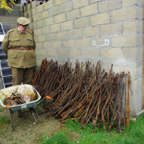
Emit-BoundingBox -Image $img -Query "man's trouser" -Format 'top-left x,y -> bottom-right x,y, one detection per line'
11,67 -> 34,85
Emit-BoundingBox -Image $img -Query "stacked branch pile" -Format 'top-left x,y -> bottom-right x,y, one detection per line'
32,59 -> 130,132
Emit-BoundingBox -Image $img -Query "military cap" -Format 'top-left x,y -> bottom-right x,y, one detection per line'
17,17 -> 30,28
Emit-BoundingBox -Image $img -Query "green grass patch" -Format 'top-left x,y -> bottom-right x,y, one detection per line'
0,116 -> 10,124
39,131 -> 72,144
67,114 -> 144,144
39,114 -> 144,144
63,118 -> 103,134
0,108 -> 3,112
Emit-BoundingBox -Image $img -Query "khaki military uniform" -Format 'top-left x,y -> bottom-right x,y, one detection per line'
2,28 -> 36,85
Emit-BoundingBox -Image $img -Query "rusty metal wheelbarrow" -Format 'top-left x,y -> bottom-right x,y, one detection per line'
0,84 -> 43,131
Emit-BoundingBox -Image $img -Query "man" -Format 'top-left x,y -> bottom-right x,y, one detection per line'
2,17 -> 36,86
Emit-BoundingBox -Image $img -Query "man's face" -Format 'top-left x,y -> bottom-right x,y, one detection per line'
18,24 -> 28,33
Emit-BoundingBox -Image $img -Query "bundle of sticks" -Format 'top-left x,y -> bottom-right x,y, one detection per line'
31,59 -> 130,132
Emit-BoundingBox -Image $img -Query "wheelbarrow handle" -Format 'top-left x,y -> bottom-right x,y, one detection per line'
6,105 -> 11,109
35,96 -> 52,108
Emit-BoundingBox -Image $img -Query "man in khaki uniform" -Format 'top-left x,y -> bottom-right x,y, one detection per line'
2,17 -> 36,86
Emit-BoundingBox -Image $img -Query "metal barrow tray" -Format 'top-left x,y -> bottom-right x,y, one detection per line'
0,84 -> 41,131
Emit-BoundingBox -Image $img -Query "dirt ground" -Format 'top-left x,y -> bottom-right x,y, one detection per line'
0,105 -> 62,144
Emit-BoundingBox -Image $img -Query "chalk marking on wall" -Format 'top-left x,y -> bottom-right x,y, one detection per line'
92,39 -> 109,46
104,39 -> 109,46
92,40 -> 97,46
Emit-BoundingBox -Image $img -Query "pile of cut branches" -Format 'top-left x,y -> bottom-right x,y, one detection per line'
32,59 -> 130,132
4,88 -> 38,106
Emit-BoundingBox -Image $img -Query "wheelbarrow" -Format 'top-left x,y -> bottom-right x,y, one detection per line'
0,84 -> 50,131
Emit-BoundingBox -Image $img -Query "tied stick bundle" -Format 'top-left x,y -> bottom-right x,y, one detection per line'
31,59 -> 130,132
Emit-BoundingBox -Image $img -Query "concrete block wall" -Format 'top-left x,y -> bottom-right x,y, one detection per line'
0,5 -> 23,29
23,0 -> 143,116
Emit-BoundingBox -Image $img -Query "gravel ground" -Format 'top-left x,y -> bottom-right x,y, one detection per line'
0,105 -> 62,144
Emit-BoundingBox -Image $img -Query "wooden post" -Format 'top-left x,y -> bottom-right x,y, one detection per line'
142,5 -> 144,109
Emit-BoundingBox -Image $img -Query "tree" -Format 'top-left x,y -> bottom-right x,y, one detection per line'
0,0 -> 19,12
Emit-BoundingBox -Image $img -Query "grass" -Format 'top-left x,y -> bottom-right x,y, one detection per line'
0,116 -> 10,124
0,108 -> 3,112
39,131 -> 72,144
39,113 -> 144,144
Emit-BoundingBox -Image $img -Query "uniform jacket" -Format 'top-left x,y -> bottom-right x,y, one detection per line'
2,28 -> 36,68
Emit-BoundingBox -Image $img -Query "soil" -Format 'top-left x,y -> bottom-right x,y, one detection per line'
0,105 -> 64,144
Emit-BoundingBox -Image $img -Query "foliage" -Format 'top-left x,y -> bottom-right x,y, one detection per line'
37,98 -> 53,109
39,134 -> 48,142
74,114 -> 144,144
0,116 -> 10,124
39,131 -> 71,144
39,113 -> 144,144
42,114 -> 144,144
0,108 -> 3,112
0,0 -> 19,12
76,118 -> 144,144
63,118 -> 99,134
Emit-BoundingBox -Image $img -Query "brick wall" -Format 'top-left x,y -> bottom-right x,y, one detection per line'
0,5 -> 23,29
23,0 -> 143,116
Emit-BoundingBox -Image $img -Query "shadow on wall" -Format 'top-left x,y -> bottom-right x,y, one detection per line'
23,0 -> 50,7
